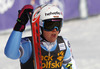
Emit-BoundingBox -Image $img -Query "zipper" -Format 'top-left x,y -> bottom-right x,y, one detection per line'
48,51 -> 50,56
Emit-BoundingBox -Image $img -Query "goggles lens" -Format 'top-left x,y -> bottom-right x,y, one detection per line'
43,18 -> 62,31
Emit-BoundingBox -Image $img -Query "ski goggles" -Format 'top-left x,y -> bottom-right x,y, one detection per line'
42,18 -> 63,31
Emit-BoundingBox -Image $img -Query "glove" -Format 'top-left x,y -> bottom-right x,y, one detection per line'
14,5 -> 33,32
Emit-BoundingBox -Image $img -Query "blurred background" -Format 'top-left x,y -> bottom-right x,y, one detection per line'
0,0 -> 100,69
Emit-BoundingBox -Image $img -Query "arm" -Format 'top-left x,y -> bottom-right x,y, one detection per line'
4,5 -> 33,59
4,31 -> 33,64
62,38 -> 77,69
20,37 -> 32,64
4,31 -> 22,59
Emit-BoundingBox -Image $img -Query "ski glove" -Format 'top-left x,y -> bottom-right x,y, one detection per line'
14,5 -> 33,32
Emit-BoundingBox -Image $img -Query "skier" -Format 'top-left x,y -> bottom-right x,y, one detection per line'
4,4 -> 77,69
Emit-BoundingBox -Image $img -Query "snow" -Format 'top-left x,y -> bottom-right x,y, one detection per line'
0,15 -> 100,69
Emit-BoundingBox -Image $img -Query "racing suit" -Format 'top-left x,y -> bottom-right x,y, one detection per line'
5,31 -> 77,69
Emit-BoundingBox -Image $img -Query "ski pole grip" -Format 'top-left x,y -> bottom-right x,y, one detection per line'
27,11 -> 33,23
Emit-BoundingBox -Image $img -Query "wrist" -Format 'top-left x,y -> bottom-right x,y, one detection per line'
17,18 -> 27,25
14,22 -> 25,32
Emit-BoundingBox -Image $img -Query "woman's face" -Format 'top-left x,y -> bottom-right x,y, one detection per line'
43,29 -> 59,42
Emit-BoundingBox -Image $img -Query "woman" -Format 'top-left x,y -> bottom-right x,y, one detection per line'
5,4 -> 77,69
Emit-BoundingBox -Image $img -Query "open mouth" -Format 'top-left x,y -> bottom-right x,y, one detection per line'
51,34 -> 57,37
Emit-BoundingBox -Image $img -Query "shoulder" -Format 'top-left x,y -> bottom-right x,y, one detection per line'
58,36 -> 71,48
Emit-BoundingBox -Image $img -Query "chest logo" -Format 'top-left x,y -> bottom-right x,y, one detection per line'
57,51 -> 64,61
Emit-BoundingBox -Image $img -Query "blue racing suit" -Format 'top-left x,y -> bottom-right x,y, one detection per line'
4,31 -> 77,69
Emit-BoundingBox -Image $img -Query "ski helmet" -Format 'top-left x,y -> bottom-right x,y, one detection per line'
39,4 -> 63,28
32,4 -> 63,34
